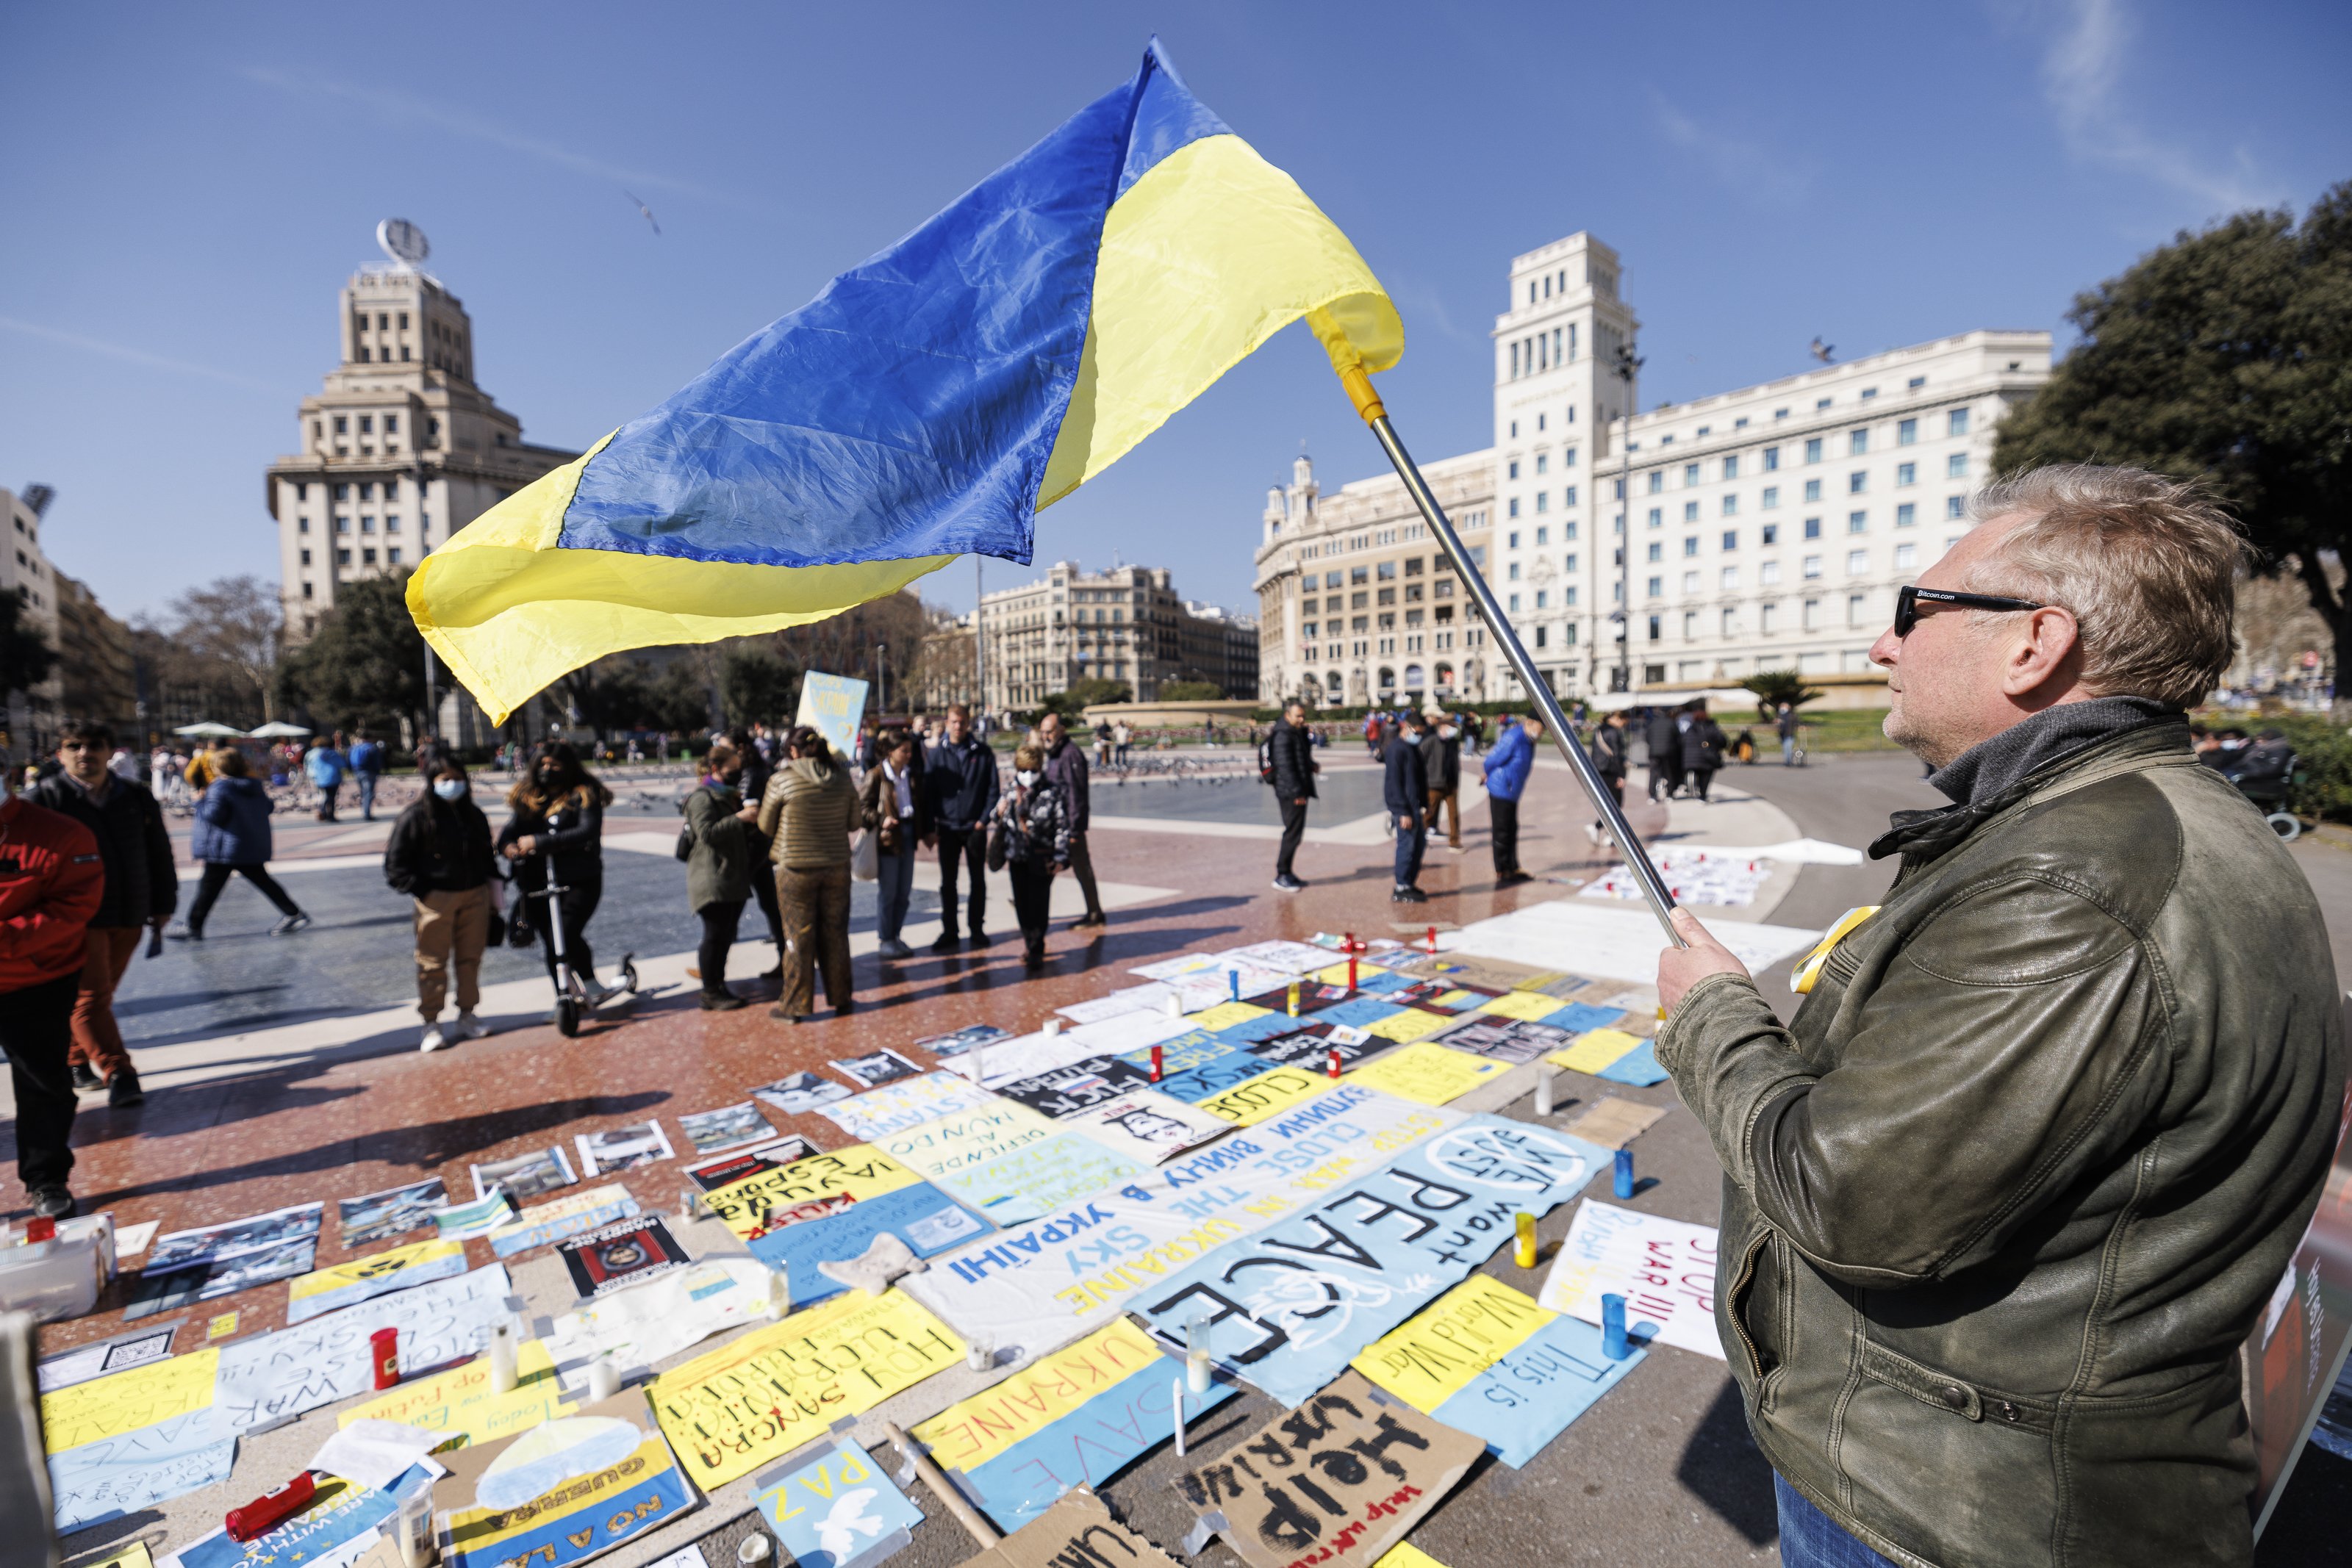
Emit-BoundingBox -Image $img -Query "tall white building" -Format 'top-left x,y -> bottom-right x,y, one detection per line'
1257,232 -> 2052,705
977,561 -> 1257,712
266,230 -> 576,639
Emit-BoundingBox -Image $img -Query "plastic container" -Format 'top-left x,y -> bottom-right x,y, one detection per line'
0,1231 -> 106,1323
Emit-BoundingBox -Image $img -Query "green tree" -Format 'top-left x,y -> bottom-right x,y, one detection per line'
721,647 -> 797,729
1155,679 -> 1224,702
1039,677 -> 1131,717
1741,669 -> 1824,719
275,575 -> 426,738
0,592 -> 57,701
645,658 -> 715,734
1993,182 -> 2352,679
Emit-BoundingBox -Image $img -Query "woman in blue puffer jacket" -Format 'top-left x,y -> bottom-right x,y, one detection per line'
172,748 -> 310,939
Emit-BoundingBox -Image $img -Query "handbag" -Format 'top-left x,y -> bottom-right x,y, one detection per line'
850,827 -> 879,883
986,814 -> 1011,873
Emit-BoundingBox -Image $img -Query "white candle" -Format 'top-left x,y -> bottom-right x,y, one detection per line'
487,1322 -> 518,1394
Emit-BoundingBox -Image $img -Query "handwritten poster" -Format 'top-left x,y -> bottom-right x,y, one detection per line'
334,1340 -> 571,1445
956,1489 -> 1182,1568
39,1345 -> 218,1453
1537,1199 -> 1722,1359
1194,1067 -> 1332,1126
488,1184 -> 641,1259
1144,1084 -> 1462,1223
1134,1118 -> 1610,1405
1055,1090 -> 1233,1166
1351,1273 -> 1641,1466
540,1257 -> 778,1389
48,1406 -> 234,1535
1346,1042 -> 1508,1107
649,1289 -> 963,1488
752,1435 -> 924,1568
930,1132 -> 1147,1226
820,1071 -> 997,1140
797,671 -> 870,761
912,1317 -> 1233,1532
701,1147 -> 923,1243
876,1101 -> 1058,1181
287,1237 -> 467,1323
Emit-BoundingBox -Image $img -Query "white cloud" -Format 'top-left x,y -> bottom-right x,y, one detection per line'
2034,0 -> 2280,215
237,66 -> 753,209
1649,93 -> 1811,204
0,316 -> 275,392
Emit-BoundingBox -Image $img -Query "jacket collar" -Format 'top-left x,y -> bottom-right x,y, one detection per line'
1869,716 -> 2193,864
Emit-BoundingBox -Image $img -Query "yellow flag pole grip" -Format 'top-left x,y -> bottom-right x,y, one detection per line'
1340,364 -> 1386,425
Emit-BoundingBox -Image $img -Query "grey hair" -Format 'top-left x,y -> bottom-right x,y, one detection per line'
1962,463 -> 2245,709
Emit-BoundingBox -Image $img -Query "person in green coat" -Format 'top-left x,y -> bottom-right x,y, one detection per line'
681,738 -> 761,1010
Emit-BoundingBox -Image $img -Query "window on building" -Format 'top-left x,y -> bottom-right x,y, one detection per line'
1722,456 -> 1738,480
1896,503 -> 1916,528
1682,570 -> 1700,594
1535,492 -> 1549,513
1535,453 -> 1549,476
1720,567 -> 1738,589
1803,554 -> 1823,578
1947,496 -> 1966,519
336,547 -> 351,566
1804,517 -> 1822,539
1507,531 -> 1519,550
301,580 -> 313,598
360,515 -> 376,533
1721,607 -> 1737,635
356,346 -> 370,362
1684,463 -> 1700,486
1761,559 -> 1781,585
426,417 -> 440,441
1761,486 -> 1779,509
1535,527 -> 1549,546
1352,566 -> 1369,584
1895,543 -> 1918,569
359,414 -> 374,434
1948,408 -> 1971,436
1802,597 -> 1821,630
1507,563 -> 1520,581
1564,551 -> 1578,571
334,417 -> 349,435
1760,524 -> 1779,546
1896,461 -> 1916,486
1403,556 -> 1424,575
1721,495 -> 1738,517
1847,549 -> 1868,574
1898,417 -> 1918,445
1535,591 -> 1548,609
335,515 -> 351,533
387,547 -> 402,564
1646,576 -> 1663,597
1763,447 -> 1781,473
1507,460 -> 1519,480
1804,479 -> 1822,503
1849,471 -> 1868,494
1646,542 -> 1663,563
297,517 -> 309,533
1507,593 -> 1520,612
1947,453 -> 1968,478
1507,499 -> 1519,518
1721,529 -> 1738,550
1849,511 -> 1868,533
1682,611 -> 1699,639
1774,408 -> 1790,421
1847,591 -> 1868,626
1760,602 -> 1777,633
1646,507 -> 1663,528
1683,502 -> 1699,523
1804,438 -> 1822,463
1648,615 -> 1663,639
1648,472 -> 1663,495
1816,396 -> 1833,410
1682,536 -> 1699,558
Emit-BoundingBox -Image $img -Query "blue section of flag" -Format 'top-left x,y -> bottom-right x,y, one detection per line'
1596,1039 -> 1669,1087
1540,1002 -> 1625,1034
1425,1313 -> 1643,1468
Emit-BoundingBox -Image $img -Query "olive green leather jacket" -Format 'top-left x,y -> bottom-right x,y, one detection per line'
1658,722 -> 2342,1567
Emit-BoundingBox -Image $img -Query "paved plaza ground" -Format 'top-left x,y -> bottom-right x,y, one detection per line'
12,749 -> 2347,1565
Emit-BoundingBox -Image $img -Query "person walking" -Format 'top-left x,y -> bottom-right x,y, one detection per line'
384,756 -> 501,1049
0,766 -> 104,1220
498,741 -> 617,1001
1644,706 -> 1683,801
678,738 -> 760,1011
1654,465 -> 2344,1568
31,721 -> 174,1107
724,726 -> 785,983
1383,713 -> 1430,903
1480,714 -> 1539,886
1588,710 -> 1630,845
176,749 -> 311,938
860,730 -> 933,959
1775,701 -> 1801,765
184,741 -> 223,794
1419,706 -> 1463,853
348,730 -> 384,821
997,743 -> 1071,971
304,733 -> 349,821
925,705 -> 999,952
1035,712 -> 1105,929
760,725 -> 858,1021
1113,719 -> 1132,766
1267,699 -> 1319,891
1679,702 -> 1728,802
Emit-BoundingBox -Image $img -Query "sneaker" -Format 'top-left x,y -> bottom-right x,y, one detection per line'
1272,873 -> 1307,892
879,938 -> 916,960
272,913 -> 313,935
420,1026 -> 451,1052
71,1062 -> 103,1092
931,932 -> 961,954
1497,871 -> 1535,888
1071,911 -> 1106,929
453,1011 -> 490,1040
166,924 -> 202,942
579,977 -> 617,1006
107,1067 -> 145,1108
29,1186 -> 75,1221
967,929 -> 993,948
1391,885 -> 1429,904
700,992 -> 748,1012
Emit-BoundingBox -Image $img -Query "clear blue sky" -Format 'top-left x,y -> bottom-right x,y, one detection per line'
3,0 -> 2345,625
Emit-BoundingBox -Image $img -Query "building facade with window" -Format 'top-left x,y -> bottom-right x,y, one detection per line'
978,562 -> 1258,713
1261,231 -> 2053,705
265,248 -> 578,639
2,486 -> 64,746
1250,451 -> 1496,708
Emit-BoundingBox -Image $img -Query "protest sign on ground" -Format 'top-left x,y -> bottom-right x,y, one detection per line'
950,1489 -> 1181,1568
48,1406 -> 235,1536
437,1393 -> 698,1568
682,1136 -> 816,1193
752,1071 -> 854,1115
470,1146 -> 577,1202
1537,1199 -> 1723,1359
40,1345 -> 218,1454
751,1434 -> 924,1568
576,1121 -> 676,1176
875,1101 -> 1058,1181
36,1323 -> 179,1393
488,1184 -> 641,1259
163,1463 -> 437,1568
1055,1090 -> 1232,1166
928,1131 -> 1147,1226
287,1237 -> 467,1323
820,1071 -> 997,1140
335,1339 -> 571,1445
1194,1066 -> 1331,1126
558,1215 -> 691,1299
143,1201 -> 323,1276
831,1048 -> 923,1089
125,1237 -> 319,1320
677,1101 -> 778,1154
1344,1042 -> 1507,1106
338,1179 -> 448,1248
540,1256 -> 775,1389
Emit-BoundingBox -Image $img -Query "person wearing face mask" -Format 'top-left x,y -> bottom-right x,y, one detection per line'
997,744 -> 1071,971
499,741 -> 617,1003
680,738 -> 762,1010
383,758 -> 501,1051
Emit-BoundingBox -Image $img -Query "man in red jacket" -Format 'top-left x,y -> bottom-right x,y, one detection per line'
0,765 -> 105,1219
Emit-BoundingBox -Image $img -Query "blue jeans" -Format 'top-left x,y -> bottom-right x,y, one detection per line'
1392,808 -> 1425,889
1775,1475 -> 1900,1568
356,772 -> 379,818
876,844 -> 917,944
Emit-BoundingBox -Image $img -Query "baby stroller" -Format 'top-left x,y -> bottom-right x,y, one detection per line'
2224,733 -> 2302,842
512,846 -> 638,1036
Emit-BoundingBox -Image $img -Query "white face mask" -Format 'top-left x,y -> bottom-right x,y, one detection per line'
432,779 -> 468,801
1016,769 -> 1041,788
1438,726 -> 1457,739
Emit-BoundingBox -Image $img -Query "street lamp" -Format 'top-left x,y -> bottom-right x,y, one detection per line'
1610,340 -> 1643,694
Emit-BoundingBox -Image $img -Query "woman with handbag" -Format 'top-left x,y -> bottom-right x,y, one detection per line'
757,725 -> 858,1021
679,738 -> 761,1011
383,757 -> 502,1051
993,744 -> 1070,972
858,731 -> 933,961
498,741 -> 617,1001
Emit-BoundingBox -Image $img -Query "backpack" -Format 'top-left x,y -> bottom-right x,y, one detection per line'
1257,731 -> 1274,786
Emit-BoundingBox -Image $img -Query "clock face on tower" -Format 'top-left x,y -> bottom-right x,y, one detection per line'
376,218 -> 429,267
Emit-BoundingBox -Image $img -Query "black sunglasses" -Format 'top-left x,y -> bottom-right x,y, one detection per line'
1893,583 -> 2048,637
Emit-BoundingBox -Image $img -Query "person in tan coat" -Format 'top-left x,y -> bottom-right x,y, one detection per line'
758,724 -> 858,1021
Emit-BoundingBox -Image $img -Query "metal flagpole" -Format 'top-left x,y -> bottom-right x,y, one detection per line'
1332,364 -> 1684,944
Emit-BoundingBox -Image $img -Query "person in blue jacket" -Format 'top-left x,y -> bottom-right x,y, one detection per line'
1383,713 -> 1430,903
924,705 -> 1000,952
304,733 -> 349,822
1480,713 -> 1542,887
348,730 -> 384,821
173,748 -> 311,938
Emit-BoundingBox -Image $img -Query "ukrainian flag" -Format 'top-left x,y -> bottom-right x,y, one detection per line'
411,40 -> 1400,722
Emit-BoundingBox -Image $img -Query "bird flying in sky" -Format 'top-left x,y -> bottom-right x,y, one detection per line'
1809,337 -> 1834,363
624,191 -> 660,235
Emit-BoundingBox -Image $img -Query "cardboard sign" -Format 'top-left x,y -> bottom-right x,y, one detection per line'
489,1184 -> 642,1259
340,1178 -> 450,1248
1346,1043 -> 1507,1107
437,1392 -> 698,1568
1196,1067 -> 1333,1127
820,1071 -> 997,1140
541,1257 -> 778,1390
911,1317 -> 1235,1531
1134,1118 -> 1610,1406
214,1263 -> 517,1433
649,1289 -> 963,1489
287,1237 -> 468,1323
1351,1273 -> 1641,1466
559,1216 -> 691,1299
952,1489 -> 1180,1568
48,1406 -> 235,1536
335,1340 -> 573,1445
1175,1370 -> 1481,1568
751,1435 -> 924,1568
1563,1097 -> 1667,1150
677,1101 -> 778,1154
797,671 -> 870,764
930,1132 -> 1147,1226
1538,1200 -> 1722,1359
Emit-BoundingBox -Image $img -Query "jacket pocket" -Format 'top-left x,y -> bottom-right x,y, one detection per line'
1837,1342 -> 2057,1567
1724,1229 -> 1782,1391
